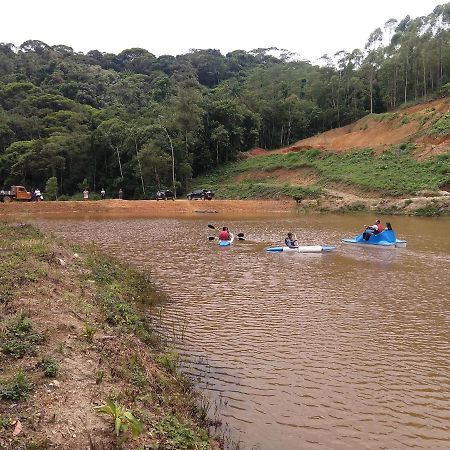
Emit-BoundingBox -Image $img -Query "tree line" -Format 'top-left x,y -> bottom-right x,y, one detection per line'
0,3 -> 449,198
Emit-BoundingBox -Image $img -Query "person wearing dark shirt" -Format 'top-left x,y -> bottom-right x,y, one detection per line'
285,232 -> 298,248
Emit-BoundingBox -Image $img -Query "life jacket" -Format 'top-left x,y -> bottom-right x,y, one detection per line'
285,238 -> 297,248
219,230 -> 230,241
377,223 -> 383,233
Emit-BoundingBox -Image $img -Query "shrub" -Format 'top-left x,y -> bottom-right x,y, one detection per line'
0,371 -> 33,401
0,314 -> 44,358
153,415 -> 210,450
39,357 -> 59,377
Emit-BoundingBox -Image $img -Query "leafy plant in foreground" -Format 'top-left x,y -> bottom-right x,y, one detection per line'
94,399 -> 143,438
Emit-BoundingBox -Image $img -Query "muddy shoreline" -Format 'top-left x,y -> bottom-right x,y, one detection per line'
1,195 -> 449,218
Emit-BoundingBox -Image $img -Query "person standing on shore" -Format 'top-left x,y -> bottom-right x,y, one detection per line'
100,188 -> 106,199
83,189 -> 89,200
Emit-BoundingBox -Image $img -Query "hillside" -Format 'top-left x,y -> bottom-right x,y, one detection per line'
195,98 -> 450,216
250,98 -> 450,158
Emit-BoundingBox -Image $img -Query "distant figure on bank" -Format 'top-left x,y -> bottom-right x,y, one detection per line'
362,219 -> 383,241
83,189 -> 89,200
34,188 -> 42,201
285,232 -> 298,248
118,188 -> 123,200
100,188 -> 106,199
218,227 -> 231,241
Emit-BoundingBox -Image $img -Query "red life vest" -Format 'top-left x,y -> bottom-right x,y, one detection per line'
377,223 -> 383,233
219,230 -> 230,240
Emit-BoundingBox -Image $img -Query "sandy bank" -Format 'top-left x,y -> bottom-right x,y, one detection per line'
0,199 -> 295,218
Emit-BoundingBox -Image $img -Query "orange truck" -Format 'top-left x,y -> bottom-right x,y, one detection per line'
0,186 -> 32,202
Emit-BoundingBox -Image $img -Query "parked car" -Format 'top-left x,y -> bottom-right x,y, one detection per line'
156,190 -> 175,201
186,189 -> 214,200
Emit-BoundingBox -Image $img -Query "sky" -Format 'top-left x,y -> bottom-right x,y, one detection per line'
1,0 -> 444,62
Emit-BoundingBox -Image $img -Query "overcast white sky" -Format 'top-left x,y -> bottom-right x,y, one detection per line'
1,0 -> 444,61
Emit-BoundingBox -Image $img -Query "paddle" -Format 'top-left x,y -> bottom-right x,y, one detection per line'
208,233 -> 245,241
207,224 -> 244,240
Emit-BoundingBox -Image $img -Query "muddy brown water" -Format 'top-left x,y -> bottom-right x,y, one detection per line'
27,212 -> 450,449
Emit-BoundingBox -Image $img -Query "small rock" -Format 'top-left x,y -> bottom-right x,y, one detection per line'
73,253 -> 79,258
57,257 -> 66,266
53,380 -> 61,388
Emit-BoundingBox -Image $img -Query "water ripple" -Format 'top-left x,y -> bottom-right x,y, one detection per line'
35,214 -> 450,450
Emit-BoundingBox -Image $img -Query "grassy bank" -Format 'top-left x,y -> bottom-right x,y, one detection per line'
0,222 -> 219,450
195,146 -> 450,198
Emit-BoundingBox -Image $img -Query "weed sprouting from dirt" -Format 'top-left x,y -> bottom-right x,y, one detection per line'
156,351 -> 179,376
0,370 -> 33,401
0,313 -> 44,358
39,356 -> 59,378
82,322 -> 97,343
94,399 -> 143,438
127,356 -> 148,388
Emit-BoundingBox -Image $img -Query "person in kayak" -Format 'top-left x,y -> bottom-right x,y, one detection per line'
219,227 -> 231,241
363,220 -> 383,240
285,232 -> 298,248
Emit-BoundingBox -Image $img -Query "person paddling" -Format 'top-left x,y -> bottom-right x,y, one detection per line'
219,227 -> 231,241
285,232 -> 298,248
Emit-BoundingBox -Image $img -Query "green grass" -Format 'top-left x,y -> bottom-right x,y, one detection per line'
83,253 -> 161,346
428,112 -> 450,136
414,202 -> 446,216
153,415 -> 211,450
372,112 -> 398,122
194,146 -> 450,197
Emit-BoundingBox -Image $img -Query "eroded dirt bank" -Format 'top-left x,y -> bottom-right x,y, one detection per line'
0,223 -> 220,449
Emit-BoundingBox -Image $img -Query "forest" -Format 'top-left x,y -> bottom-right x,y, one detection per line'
0,3 -> 449,198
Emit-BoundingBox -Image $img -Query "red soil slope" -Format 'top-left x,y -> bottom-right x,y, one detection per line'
249,98 -> 450,158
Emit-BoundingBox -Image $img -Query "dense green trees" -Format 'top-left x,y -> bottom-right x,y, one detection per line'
0,3 -> 449,198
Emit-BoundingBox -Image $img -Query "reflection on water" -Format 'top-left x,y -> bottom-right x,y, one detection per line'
34,214 -> 450,450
